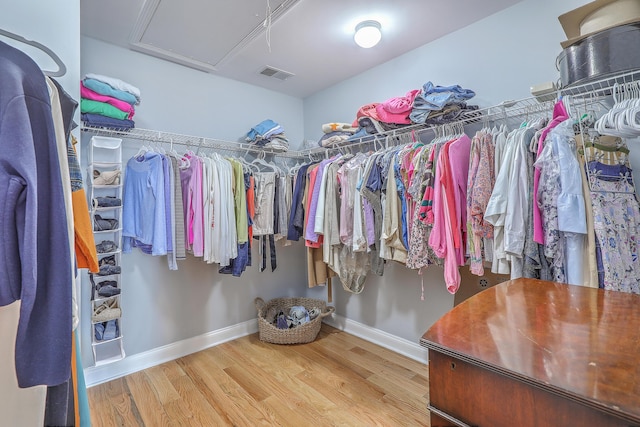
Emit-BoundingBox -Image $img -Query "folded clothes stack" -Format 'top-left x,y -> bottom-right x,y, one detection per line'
409,81 -> 477,125
81,73 -> 141,130
317,122 -> 358,147
245,119 -> 289,152
349,82 -> 479,140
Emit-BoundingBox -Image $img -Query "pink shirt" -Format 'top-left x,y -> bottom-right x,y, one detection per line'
533,101 -> 568,244
181,154 -> 204,257
430,139 -> 462,293
428,140 -> 454,258
448,134 -> 472,265
81,82 -> 135,119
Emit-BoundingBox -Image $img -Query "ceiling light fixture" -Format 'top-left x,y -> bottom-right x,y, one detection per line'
354,20 -> 382,48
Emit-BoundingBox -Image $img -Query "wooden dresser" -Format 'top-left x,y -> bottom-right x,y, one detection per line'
420,278 -> 640,427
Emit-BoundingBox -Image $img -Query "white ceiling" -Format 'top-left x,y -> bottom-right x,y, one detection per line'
81,0 -> 522,99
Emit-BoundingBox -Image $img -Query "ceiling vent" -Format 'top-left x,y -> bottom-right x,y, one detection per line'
259,66 -> 295,81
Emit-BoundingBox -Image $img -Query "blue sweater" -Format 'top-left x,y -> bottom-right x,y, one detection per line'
0,41 -> 72,387
122,152 -> 167,255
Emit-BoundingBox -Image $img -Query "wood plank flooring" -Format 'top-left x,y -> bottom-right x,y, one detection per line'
88,324 -> 430,426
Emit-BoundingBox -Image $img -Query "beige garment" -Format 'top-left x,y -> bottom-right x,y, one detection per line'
323,162 -> 343,273
0,302 -> 46,426
304,165 -> 334,287
380,156 -> 407,264
307,246 -> 335,287
579,157 -> 599,288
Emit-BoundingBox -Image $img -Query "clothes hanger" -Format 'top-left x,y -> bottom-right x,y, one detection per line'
169,139 -> 181,158
251,153 -> 280,173
0,29 -> 66,77
134,144 -> 149,158
238,155 -> 259,173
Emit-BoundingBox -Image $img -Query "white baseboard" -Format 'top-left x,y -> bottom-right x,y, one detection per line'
84,315 -> 428,387
323,314 -> 428,364
84,319 -> 258,387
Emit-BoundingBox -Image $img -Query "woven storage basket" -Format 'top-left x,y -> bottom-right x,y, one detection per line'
255,297 -> 335,345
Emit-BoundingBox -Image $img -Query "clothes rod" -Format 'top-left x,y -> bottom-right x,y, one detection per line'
81,71 -> 640,160
81,125 -> 303,159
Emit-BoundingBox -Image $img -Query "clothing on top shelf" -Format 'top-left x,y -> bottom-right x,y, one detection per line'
82,113 -> 135,130
337,82 -> 479,149
81,74 -> 140,130
376,89 -> 421,125
85,73 -> 141,104
245,119 -> 289,152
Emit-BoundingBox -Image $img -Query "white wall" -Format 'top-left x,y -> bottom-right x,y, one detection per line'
82,37 -> 304,144
303,0 -> 589,139
302,0 -> 592,345
0,0 -> 81,424
80,37 -> 309,370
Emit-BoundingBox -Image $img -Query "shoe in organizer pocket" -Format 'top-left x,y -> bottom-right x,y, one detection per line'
93,169 -> 121,185
93,196 -> 122,208
94,214 -> 119,231
94,319 -> 120,341
99,254 -> 116,266
97,281 -> 121,297
98,265 -> 121,276
92,298 -> 121,323
96,240 -> 118,253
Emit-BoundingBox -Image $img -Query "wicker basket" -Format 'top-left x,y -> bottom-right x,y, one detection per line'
255,297 -> 335,345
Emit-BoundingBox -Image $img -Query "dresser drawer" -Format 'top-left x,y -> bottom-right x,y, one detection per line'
428,350 -> 629,427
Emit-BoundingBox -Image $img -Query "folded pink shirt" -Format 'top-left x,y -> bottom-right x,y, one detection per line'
375,89 -> 421,124
352,102 -> 381,127
81,82 -> 135,119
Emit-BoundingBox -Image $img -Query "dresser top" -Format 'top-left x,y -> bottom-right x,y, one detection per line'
421,278 -> 640,422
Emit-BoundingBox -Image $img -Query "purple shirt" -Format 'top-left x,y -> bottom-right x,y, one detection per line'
304,158 -> 333,242
363,197 -> 376,246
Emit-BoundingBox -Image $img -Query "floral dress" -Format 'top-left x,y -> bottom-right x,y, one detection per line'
534,136 -> 566,283
407,144 -> 443,269
588,161 -> 640,294
466,131 -> 495,275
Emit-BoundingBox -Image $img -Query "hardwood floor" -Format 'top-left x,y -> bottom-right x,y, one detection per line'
88,324 -> 430,426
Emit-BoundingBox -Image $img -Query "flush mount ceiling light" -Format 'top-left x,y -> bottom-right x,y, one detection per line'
354,20 -> 382,48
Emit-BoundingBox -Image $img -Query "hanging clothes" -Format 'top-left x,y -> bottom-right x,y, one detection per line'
587,161 -> 640,293
337,153 -> 370,293
466,130 -> 495,276
122,151 -> 168,256
359,152 -> 386,276
533,100 -> 569,244
0,40 -> 73,388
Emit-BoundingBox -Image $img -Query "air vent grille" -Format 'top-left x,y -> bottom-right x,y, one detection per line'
259,66 -> 294,81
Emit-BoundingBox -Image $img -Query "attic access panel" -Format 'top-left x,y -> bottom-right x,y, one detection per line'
129,0 -> 293,72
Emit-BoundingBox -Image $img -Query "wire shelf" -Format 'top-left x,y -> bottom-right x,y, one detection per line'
81,125 -> 301,159
559,69 -> 640,99
81,68 -> 640,161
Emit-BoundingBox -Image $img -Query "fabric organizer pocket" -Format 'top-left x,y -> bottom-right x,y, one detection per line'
94,319 -> 120,341
94,214 -> 119,231
92,196 -> 122,208
92,298 -> 121,323
92,165 -> 121,186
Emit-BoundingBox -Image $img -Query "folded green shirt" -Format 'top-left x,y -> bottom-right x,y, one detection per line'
81,98 -> 129,121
